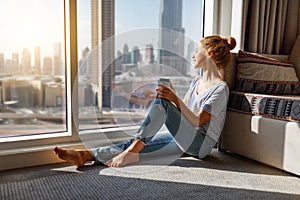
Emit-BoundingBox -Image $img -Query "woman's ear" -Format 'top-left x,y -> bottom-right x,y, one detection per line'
208,51 -> 215,58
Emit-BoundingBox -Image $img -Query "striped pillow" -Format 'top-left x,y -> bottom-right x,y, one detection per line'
236,78 -> 300,95
236,51 -> 300,94
238,50 -> 294,67
228,91 -> 300,122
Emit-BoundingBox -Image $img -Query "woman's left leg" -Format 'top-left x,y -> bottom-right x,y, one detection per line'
133,98 -> 205,156
92,131 -> 181,164
104,98 -> 205,166
100,131 -> 182,167
54,131 -> 180,167
55,98 -> 202,167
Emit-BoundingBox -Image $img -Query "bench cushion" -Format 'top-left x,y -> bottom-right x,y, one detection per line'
228,91 -> 300,122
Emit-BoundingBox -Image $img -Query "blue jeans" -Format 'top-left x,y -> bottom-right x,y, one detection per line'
92,98 -> 205,163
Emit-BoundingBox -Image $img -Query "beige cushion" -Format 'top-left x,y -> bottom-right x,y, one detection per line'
238,50 -> 294,67
236,51 -> 300,94
289,35 -> 300,79
237,63 -> 299,81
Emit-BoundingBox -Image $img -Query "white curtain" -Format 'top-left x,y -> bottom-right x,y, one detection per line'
204,0 -> 249,52
244,0 -> 300,54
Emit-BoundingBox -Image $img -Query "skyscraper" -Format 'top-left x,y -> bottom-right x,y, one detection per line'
91,0 -> 115,108
43,57 -> 53,75
131,46 -> 140,64
79,47 -> 90,75
122,44 -> 131,64
21,48 -> 31,74
145,44 -> 155,64
12,52 -> 19,73
54,42 -> 63,75
159,0 -> 186,76
34,46 -> 41,74
114,50 -> 123,75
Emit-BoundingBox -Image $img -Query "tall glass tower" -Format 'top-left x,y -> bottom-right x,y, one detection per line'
91,0 -> 115,108
159,0 -> 186,76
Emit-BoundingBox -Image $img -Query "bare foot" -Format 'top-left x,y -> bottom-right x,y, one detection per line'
54,147 -> 87,167
104,151 -> 139,167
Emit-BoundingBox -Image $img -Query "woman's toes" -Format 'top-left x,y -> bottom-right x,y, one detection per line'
104,160 -> 112,166
54,147 -> 59,155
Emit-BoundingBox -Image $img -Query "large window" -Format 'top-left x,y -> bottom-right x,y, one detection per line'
77,0 -> 204,131
0,0 -> 205,169
0,0 -> 204,136
0,0 -> 66,138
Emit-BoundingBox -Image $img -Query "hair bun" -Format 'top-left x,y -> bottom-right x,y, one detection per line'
226,37 -> 236,50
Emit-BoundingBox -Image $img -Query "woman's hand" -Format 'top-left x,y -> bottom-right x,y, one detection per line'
156,84 -> 180,108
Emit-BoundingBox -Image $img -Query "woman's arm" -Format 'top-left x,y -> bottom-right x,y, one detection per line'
156,84 -> 211,127
115,86 -> 154,107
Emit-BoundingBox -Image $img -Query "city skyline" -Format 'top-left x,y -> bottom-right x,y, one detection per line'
0,42 -> 64,75
0,0 -> 204,135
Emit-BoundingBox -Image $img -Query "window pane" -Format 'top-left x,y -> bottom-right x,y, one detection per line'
0,0 -> 66,137
77,0 -> 203,130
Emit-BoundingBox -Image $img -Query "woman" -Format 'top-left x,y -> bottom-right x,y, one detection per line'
54,35 -> 236,167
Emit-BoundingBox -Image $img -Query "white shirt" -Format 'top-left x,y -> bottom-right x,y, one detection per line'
184,76 -> 229,142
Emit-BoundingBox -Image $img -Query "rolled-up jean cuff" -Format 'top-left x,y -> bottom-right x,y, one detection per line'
90,148 -> 105,164
134,135 -> 149,146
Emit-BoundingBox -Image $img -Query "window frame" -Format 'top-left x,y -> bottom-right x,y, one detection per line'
0,0 -> 208,170
0,0 -> 80,170
0,0 -> 138,170
0,0 -> 72,144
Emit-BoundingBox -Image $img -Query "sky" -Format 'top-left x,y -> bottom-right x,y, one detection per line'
0,0 -> 64,60
0,0 -> 203,61
78,0 -> 203,58
114,0 -> 203,39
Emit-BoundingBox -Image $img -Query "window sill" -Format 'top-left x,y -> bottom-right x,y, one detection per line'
0,142 -> 83,171
0,132 -> 71,143
0,126 -> 138,171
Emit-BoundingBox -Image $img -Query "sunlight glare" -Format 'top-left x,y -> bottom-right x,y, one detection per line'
0,0 -> 64,57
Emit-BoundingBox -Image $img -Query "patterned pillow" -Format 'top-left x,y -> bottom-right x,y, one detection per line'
238,50 -> 294,67
236,51 -> 300,94
228,91 -> 300,122
236,78 -> 300,95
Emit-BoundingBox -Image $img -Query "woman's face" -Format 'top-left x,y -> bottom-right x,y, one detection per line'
192,45 -> 209,69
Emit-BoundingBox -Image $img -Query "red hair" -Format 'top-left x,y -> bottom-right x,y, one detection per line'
200,35 -> 236,69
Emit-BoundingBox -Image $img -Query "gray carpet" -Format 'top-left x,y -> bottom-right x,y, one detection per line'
1,149 -> 300,200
